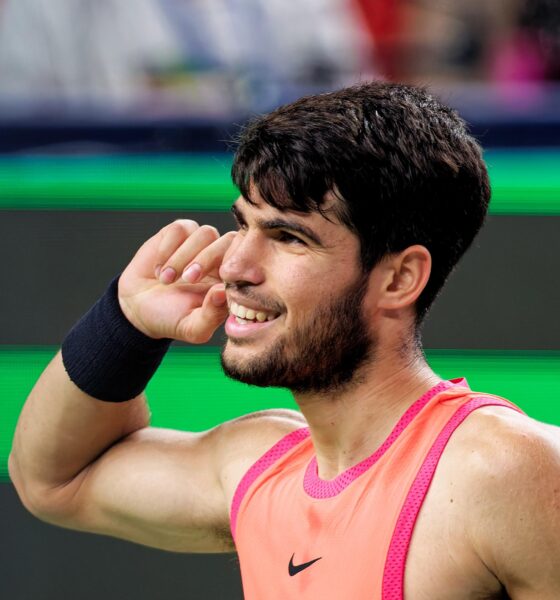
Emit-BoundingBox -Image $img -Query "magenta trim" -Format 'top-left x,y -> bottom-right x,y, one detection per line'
381,396 -> 523,600
230,426 -> 310,541
302,380 -> 461,499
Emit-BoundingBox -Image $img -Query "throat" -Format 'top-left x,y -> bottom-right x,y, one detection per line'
301,371 -> 443,481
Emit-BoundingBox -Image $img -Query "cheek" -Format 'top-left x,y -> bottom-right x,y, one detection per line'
280,270 -> 332,317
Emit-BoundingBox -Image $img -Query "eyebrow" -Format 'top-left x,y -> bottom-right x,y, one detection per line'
231,203 -> 324,246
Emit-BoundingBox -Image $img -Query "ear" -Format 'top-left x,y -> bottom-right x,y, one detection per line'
377,245 -> 432,311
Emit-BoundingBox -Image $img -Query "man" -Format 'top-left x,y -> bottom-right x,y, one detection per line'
9,82 -> 560,599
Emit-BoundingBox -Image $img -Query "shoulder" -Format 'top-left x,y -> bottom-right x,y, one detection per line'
444,404 -> 560,511
216,408 -> 307,444
447,404 -> 560,491
211,409 -> 308,502
443,405 -> 560,594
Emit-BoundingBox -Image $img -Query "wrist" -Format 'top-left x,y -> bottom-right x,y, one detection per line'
62,275 -> 172,402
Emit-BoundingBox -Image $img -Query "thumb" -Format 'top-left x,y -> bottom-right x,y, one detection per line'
179,283 -> 228,343
209,283 -> 227,309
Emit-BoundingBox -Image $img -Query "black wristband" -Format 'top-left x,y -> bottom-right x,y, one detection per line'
61,276 -> 172,402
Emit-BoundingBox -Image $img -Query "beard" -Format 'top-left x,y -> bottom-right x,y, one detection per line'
220,273 -> 375,394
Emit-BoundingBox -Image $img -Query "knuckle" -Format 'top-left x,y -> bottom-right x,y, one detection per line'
198,225 -> 220,242
162,220 -> 199,242
159,220 -> 202,260
164,221 -> 188,240
173,218 -> 199,229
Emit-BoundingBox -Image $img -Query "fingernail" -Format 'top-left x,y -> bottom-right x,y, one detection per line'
160,267 -> 176,284
182,263 -> 201,283
155,264 -> 162,278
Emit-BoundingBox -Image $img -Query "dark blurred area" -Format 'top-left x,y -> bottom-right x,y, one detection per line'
0,0 -> 558,153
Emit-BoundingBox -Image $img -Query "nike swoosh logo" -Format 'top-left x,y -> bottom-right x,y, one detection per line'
288,553 -> 322,576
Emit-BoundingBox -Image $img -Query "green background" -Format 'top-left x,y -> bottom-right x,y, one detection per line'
0,148 -> 559,213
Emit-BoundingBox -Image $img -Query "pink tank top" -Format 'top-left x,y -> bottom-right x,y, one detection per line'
230,379 -> 522,599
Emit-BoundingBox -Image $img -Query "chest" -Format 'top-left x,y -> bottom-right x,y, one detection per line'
235,462 -> 504,600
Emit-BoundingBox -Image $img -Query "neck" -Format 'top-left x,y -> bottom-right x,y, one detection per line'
293,345 -> 441,481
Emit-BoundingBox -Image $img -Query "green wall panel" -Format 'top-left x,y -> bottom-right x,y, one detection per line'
2,346 -> 560,479
486,149 -> 560,214
0,154 -> 237,211
0,149 -> 559,214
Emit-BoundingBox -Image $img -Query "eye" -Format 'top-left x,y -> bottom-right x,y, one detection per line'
275,231 -> 306,245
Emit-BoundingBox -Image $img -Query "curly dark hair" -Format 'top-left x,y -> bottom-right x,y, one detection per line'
232,81 -> 490,322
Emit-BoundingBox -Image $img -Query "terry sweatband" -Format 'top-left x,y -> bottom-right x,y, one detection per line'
61,275 -> 172,402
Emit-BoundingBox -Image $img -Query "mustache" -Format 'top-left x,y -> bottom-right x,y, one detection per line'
225,283 -> 285,314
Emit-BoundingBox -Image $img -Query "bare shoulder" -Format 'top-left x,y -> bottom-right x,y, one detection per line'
443,405 -> 560,596
446,404 -> 560,489
211,408 -> 308,501
217,407 -> 307,443
442,405 -> 560,510
223,407 -> 307,431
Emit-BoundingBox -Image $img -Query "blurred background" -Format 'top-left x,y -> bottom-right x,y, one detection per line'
1,1 -> 559,598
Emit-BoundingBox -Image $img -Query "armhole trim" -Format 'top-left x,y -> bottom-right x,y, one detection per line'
230,426 -> 310,541
381,396 -> 523,600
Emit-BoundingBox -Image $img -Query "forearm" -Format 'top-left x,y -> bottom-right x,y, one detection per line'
9,351 -> 150,503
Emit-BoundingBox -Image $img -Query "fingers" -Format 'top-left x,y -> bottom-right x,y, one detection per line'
159,229 -> 237,286
180,231 -> 237,283
119,220 -> 233,343
154,220 -> 201,279
178,283 -> 229,344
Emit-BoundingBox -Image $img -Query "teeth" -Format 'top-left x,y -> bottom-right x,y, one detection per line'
230,300 -> 277,322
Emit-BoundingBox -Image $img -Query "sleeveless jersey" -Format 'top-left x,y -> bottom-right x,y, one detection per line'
230,379 -> 523,599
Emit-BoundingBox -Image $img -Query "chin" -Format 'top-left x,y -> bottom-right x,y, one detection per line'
221,341 -> 259,369
220,350 -> 259,386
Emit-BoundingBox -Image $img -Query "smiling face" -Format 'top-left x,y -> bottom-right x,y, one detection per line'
218,192 -> 376,393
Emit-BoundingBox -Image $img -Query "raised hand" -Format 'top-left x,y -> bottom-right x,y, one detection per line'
118,220 -> 236,343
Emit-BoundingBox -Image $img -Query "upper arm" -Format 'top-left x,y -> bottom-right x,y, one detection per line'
29,409 -> 305,554
466,414 -> 560,599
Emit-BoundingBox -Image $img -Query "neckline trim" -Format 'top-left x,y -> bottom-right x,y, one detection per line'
303,379 -> 465,499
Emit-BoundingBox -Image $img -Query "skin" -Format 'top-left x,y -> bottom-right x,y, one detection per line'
220,197 -> 374,393
9,190 -> 560,598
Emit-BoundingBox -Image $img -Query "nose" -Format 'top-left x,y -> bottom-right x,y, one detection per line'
219,231 -> 265,286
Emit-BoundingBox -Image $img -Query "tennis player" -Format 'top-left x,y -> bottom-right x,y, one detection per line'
10,82 -> 560,599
